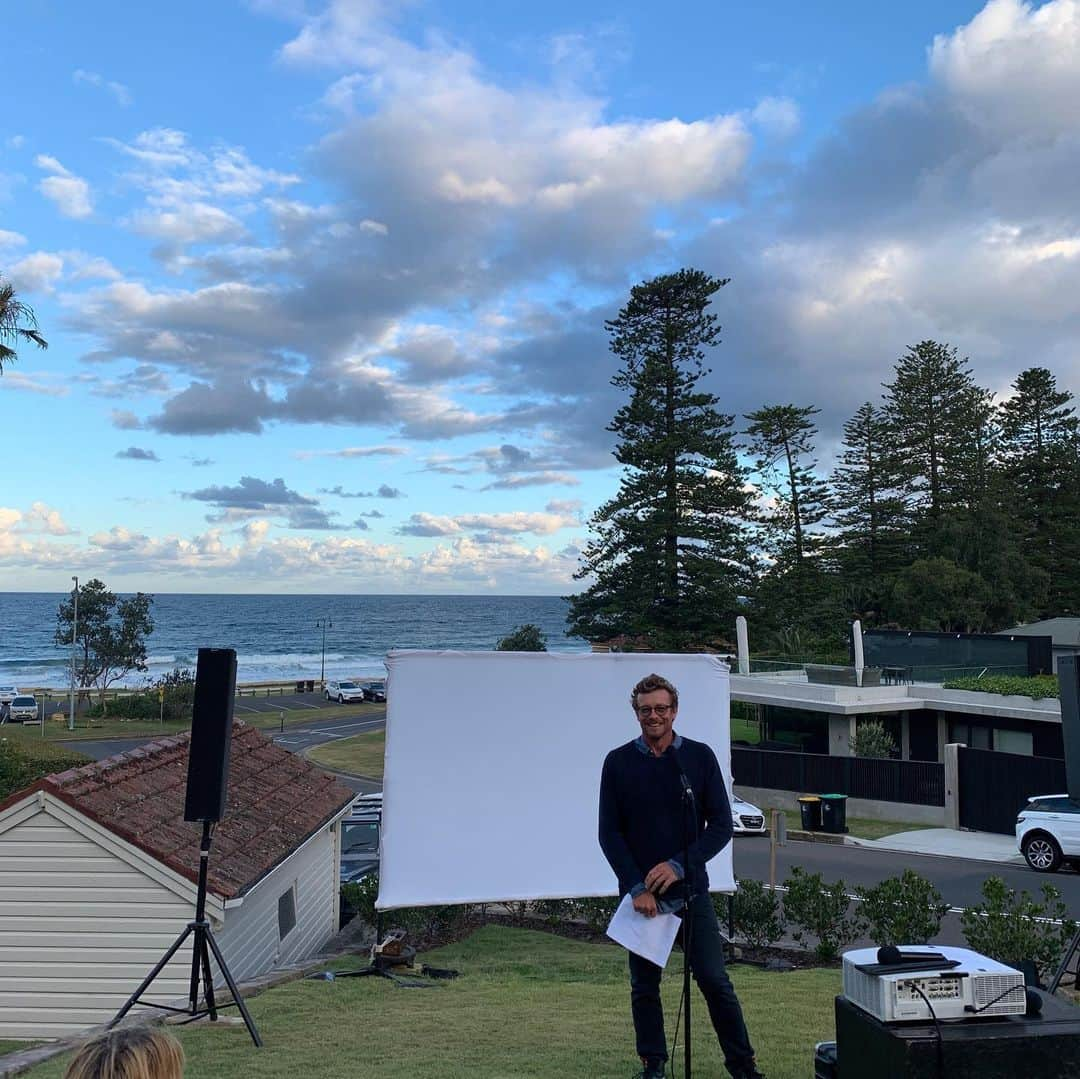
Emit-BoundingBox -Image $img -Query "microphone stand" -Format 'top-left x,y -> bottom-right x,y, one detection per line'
677,761 -> 695,1079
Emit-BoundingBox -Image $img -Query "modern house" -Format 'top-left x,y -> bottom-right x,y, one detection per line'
0,724 -> 355,1041
731,627 -> 1061,762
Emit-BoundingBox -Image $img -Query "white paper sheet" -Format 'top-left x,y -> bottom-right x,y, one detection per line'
606,893 -> 681,967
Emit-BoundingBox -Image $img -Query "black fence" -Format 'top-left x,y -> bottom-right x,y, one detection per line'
958,746 -> 1066,834
732,747 -> 945,807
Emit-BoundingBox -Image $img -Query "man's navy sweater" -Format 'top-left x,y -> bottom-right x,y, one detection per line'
598,734 -> 733,900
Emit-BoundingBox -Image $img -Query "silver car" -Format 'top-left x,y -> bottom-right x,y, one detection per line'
8,695 -> 38,723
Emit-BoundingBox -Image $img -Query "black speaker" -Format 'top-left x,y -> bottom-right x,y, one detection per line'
836,991 -> 1080,1078
184,648 -> 238,823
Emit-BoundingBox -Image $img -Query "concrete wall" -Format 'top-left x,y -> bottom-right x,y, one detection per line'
733,784 -> 946,826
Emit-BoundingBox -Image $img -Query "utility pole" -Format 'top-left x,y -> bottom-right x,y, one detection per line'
68,576 -> 79,732
316,616 -> 332,690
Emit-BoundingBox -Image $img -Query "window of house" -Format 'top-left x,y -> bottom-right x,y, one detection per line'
278,883 -> 297,941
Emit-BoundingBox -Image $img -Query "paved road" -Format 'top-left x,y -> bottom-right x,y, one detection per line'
733,834 -> 1080,915
40,689 -> 350,717
62,709 -> 384,763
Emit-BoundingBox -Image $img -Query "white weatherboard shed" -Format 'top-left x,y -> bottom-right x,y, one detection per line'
0,724 -> 355,1040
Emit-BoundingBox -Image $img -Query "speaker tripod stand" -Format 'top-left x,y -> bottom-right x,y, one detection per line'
109,820 -> 263,1047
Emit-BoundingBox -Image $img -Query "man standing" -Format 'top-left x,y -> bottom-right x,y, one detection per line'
599,673 -> 763,1079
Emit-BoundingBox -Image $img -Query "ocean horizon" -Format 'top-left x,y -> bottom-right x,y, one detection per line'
2,592 -> 588,689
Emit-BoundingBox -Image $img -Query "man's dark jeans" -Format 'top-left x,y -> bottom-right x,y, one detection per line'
628,894 -> 756,1074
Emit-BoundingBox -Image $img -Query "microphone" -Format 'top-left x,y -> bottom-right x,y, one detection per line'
876,945 -> 947,965
669,745 -> 694,801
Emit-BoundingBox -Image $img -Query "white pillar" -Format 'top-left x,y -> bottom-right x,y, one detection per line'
829,714 -> 853,757
736,616 -> 750,676
944,742 -> 964,830
852,619 -> 865,688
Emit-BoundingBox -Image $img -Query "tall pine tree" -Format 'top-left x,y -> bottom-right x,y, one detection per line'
882,341 -> 989,558
829,402 -> 909,613
567,269 -> 754,650
998,367 -> 1080,614
743,404 -> 834,643
744,404 -> 829,567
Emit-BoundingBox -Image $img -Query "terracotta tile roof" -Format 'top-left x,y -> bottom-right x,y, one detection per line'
26,723 -> 355,899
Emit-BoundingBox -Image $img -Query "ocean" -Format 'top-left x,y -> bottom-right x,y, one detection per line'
1,593 -> 588,688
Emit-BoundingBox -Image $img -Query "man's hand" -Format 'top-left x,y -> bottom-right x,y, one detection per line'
632,890 -> 659,917
644,861 -> 681,895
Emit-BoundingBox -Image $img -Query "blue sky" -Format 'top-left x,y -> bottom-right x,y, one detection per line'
3,0 -> 1079,594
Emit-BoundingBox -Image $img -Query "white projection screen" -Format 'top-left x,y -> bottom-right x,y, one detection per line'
376,650 -> 733,910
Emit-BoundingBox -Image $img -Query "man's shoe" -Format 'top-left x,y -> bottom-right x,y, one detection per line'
633,1060 -> 665,1078
730,1062 -> 766,1079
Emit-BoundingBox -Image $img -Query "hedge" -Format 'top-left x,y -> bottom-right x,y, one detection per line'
0,738 -> 92,800
940,674 -> 1059,699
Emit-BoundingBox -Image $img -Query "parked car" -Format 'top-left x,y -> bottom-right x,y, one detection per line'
0,685 -> 18,705
340,792 -> 382,884
1016,793 -> 1080,871
363,679 -> 387,703
731,794 -> 767,835
325,680 -> 367,704
8,695 -> 39,723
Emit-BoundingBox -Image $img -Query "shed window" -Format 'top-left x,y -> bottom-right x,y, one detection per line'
278,884 -> 297,941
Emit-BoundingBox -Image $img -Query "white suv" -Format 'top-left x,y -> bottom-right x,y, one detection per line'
1016,794 -> 1080,872
325,680 -> 367,704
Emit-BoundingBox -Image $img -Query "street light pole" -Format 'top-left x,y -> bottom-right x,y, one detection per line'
68,576 -> 79,731
316,617 -> 332,690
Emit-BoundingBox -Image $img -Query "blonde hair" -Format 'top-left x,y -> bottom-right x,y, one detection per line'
64,1027 -> 184,1079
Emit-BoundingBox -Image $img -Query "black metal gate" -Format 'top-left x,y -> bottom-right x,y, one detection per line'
957,747 -> 1066,834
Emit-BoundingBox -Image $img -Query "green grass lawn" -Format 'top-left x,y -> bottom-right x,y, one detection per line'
779,808 -> 936,841
731,716 -> 762,744
307,729 -> 386,778
0,702 -> 382,745
0,1040 -> 34,1058
22,926 -> 838,1079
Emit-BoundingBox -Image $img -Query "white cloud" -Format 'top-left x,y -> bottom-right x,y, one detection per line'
35,154 -> 93,218
0,502 -> 75,536
929,0 -> 1080,136
751,95 -> 801,138
0,229 -> 26,249
7,251 -> 64,292
2,372 -> 69,397
128,202 -> 247,246
73,68 -> 133,107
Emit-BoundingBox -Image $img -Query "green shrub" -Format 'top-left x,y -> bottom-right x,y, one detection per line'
941,675 -> 1059,699
850,719 -> 898,759
856,870 -> 949,946
727,878 -> 785,950
87,693 -> 158,720
782,867 -> 864,961
341,872 -> 380,925
532,898 -> 575,926
572,896 -> 620,934
960,876 -> 1077,982
0,738 -> 92,799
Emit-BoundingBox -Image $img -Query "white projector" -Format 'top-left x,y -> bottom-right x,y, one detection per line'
842,945 -> 1027,1023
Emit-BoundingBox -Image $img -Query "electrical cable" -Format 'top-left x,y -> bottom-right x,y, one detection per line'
911,985 -> 944,1079
964,983 -> 1027,1015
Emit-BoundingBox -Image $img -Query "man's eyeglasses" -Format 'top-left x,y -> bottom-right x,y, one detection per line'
636,704 -> 673,717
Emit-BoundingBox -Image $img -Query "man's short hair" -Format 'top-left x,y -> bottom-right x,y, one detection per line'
630,673 -> 679,711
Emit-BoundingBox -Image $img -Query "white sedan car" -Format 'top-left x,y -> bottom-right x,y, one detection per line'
731,795 -> 767,835
1016,793 -> 1080,872
0,685 -> 18,705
